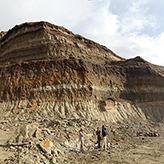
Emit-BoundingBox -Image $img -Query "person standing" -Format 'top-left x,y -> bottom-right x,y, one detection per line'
96,127 -> 101,148
101,125 -> 107,150
79,128 -> 84,151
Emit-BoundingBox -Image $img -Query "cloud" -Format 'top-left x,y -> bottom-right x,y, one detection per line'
111,33 -> 164,65
119,0 -> 157,35
77,0 -> 164,66
109,0 -> 164,66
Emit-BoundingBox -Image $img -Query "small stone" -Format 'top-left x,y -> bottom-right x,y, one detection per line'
10,146 -> 15,150
24,158 -> 35,164
45,153 -> 53,159
52,148 -> 61,155
43,118 -> 49,122
35,128 -> 41,139
42,128 -> 51,134
107,143 -> 111,147
18,147 -> 22,151
51,158 -> 57,164
34,154 -> 39,158
19,118 -> 24,121
16,135 -> 24,143
61,122 -> 67,128
111,129 -> 115,132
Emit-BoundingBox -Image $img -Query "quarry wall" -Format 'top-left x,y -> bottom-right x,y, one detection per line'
0,22 -> 164,123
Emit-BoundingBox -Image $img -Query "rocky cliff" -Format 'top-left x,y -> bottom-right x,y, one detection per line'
0,21 -> 164,124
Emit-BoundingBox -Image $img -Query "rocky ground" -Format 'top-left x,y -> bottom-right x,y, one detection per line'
0,109 -> 163,164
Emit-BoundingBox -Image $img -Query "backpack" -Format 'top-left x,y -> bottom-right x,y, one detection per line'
102,128 -> 107,137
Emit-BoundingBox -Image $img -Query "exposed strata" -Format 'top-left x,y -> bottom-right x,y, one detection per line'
0,22 -> 164,124
0,21 -> 122,65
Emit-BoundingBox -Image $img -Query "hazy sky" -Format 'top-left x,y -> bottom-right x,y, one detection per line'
0,0 -> 164,66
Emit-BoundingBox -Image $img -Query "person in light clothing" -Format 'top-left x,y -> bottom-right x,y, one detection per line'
101,125 -> 107,150
79,128 -> 84,151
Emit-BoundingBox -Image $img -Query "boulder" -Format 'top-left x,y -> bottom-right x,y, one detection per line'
19,123 -> 39,139
40,140 -> 53,155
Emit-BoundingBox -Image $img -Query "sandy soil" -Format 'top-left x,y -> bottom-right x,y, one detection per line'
61,136 -> 164,164
0,114 -> 164,164
0,129 -> 14,161
0,128 -> 164,164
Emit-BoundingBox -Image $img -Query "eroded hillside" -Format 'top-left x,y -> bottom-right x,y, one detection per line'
0,22 -> 164,124
1,21 -> 164,164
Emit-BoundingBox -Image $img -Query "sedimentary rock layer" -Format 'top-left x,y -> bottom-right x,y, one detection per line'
0,22 -> 122,65
0,22 -> 164,123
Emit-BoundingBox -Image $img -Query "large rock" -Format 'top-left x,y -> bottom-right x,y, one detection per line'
19,123 -> 39,140
40,140 -> 53,155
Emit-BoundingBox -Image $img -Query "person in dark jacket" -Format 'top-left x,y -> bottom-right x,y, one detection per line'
96,127 -> 101,148
101,125 -> 107,150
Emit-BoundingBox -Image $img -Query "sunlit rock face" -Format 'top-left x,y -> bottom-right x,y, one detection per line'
0,22 -> 164,123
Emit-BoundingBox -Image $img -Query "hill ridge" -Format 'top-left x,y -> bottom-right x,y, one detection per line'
0,21 -> 123,66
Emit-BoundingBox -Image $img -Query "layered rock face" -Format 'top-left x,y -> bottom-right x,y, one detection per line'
0,22 -> 122,65
0,22 -> 164,123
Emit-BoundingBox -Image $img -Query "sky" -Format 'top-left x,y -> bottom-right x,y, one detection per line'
0,0 -> 164,66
